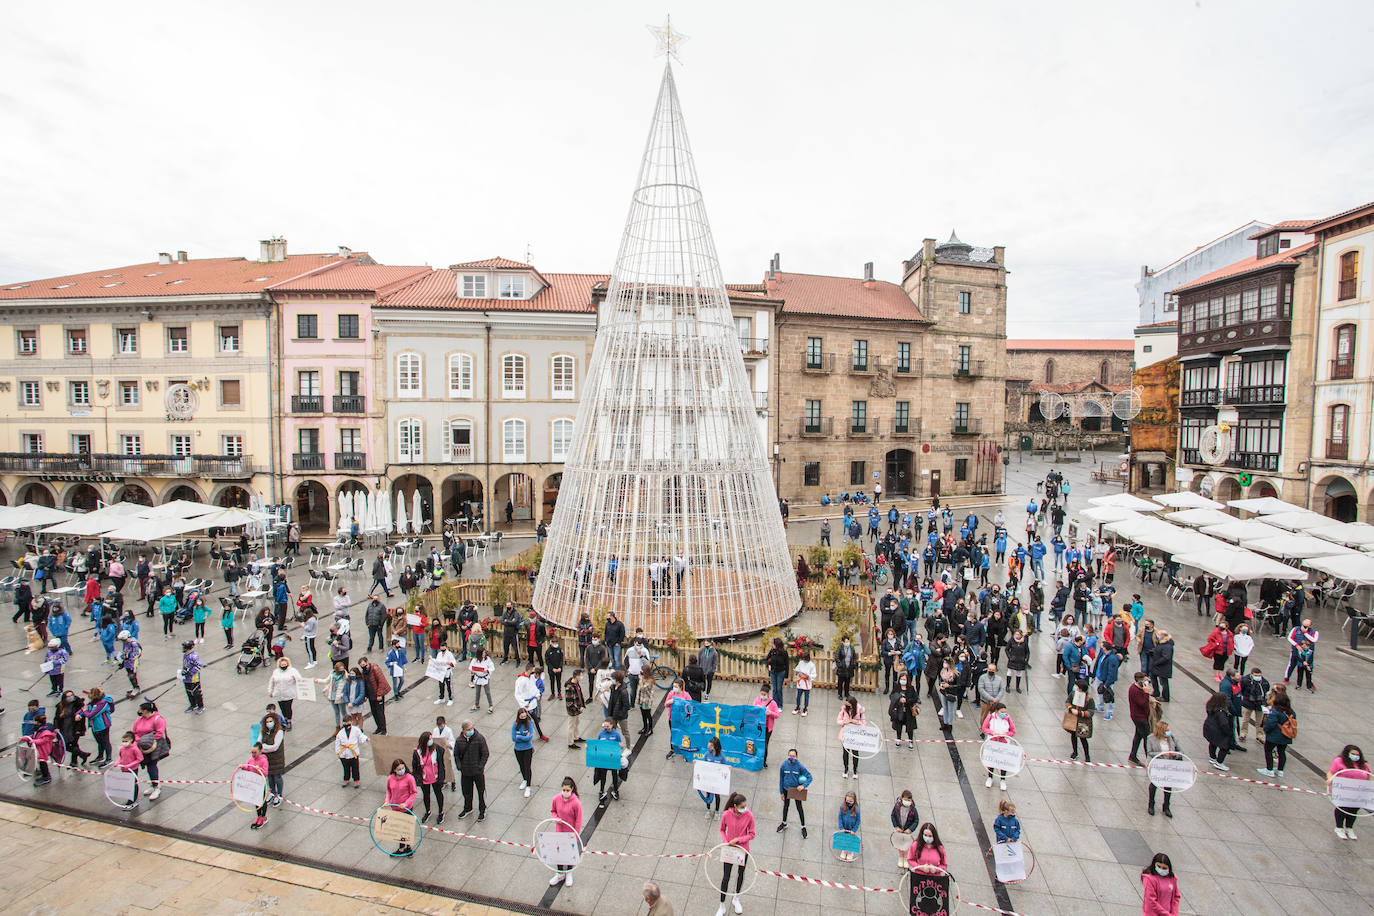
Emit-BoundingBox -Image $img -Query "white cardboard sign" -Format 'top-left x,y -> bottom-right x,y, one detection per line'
993,841 -> 1027,883
720,845 -> 747,866
1331,774 -> 1374,810
294,676 -> 316,702
980,739 -> 1025,776
841,723 -> 883,757
693,759 -> 732,796
104,768 -> 138,806
1147,754 -> 1196,791
425,658 -> 450,682
405,614 -> 422,627
536,831 -> 582,867
231,767 -> 267,807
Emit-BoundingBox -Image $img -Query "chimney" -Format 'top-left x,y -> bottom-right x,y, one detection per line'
863,261 -> 875,288
175,250 -> 188,264
922,238 -> 937,262
259,237 -> 287,262
338,245 -> 353,259
992,245 -> 1005,266
157,252 -> 172,265
773,252 -> 780,272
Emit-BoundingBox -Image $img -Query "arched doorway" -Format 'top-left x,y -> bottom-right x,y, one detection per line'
392,474 -> 434,533
294,481 -> 331,532
337,480 -> 369,530
542,473 -> 562,520
164,484 -> 204,504
115,483 -> 153,506
0,488 -> 9,506
1214,476 -> 1241,505
1319,476 -> 1358,523
216,486 -> 251,509
1078,399 -> 1106,432
493,472 -> 534,526
1248,479 -> 1278,499
64,483 -> 102,513
440,474 -> 483,525
17,482 -> 55,507
885,449 -> 913,497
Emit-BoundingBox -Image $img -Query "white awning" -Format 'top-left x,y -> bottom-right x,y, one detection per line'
136,499 -> 221,520
1152,492 -> 1224,510
1079,507 -> 1141,524
0,504 -> 76,530
102,516 -> 211,542
1088,493 -> 1163,512
1200,519 -> 1288,543
1166,508 -> 1236,528
1240,534 -> 1356,560
1305,553 -> 1374,585
40,502 -> 145,536
1262,511 -> 1337,533
1226,497 -> 1309,515
1173,547 -> 1308,581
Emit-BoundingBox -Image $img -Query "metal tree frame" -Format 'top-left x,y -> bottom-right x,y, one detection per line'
532,60 -> 799,639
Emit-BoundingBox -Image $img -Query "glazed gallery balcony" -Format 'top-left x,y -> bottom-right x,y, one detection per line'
0,452 -> 253,479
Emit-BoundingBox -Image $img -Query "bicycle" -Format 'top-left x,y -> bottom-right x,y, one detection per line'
649,653 -> 678,689
872,559 -> 890,587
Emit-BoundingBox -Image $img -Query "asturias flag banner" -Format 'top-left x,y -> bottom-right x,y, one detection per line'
668,700 -> 766,771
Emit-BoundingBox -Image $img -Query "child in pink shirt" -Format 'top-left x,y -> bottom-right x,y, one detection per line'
547,777 -> 584,887
751,685 -> 780,765
716,792 -> 756,915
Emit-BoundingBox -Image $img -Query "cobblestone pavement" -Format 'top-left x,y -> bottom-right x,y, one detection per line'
0,456 -> 1370,915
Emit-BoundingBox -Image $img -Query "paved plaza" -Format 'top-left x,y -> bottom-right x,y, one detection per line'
1,455 -> 1371,915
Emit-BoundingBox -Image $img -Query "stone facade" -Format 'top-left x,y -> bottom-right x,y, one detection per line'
1004,341 -> 1134,440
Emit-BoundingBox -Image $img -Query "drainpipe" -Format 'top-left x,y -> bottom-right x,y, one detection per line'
485,317 -> 493,520
266,299 -> 280,504
1306,244 -> 1325,513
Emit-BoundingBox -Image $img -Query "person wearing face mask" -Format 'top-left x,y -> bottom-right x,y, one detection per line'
751,685 -> 780,767
980,701 -> 1015,790
593,719 -> 624,802
384,758 -> 418,855
716,792 -> 755,916
548,777 -> 583,886
1064,677 -> 1095,762
468,647 -> 494,713
697,736 -> 728,818
256,706 -> 286,807
976,663 -> 1005,724
266,656 -> 301,730
837,697 -> 867,780
584,635 -> 609,696
836,791 -> 861,861
890,790 -> 920,871
1327,743 -> 1370,840
1143,720 -> 1180,817
512,708 -> 537,798
906,821 -> 948,873
776,747 -> 812,836
244,741 -> 271,829
453,720 -> 489,820
412,730 -> 447,823
834,635 -> 858,699
1140,852 -> 1180,916
334,713 -> 368,788
889,672 -> 920,747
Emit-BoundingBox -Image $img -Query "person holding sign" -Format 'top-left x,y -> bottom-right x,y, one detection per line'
468,648 -> 494,713
981,702 -> 1016,789
715,792 -> 755,916
837,697 -> 867,780
697,736 -> 728,818
835,791 -> 861,861
432,641 -> 457,706
115,731 -> 143,804
243,742 -> 270,829
592,719 -> 624,803
1064,678 -> 1096,762
547,777 -> 583,886
751,684 -> 780,766
1144,720 -> 1180,818
383,758 -> 418,855
1328,744 -> 1370,840
776,747 -> 812,837
906,822 -> 948,872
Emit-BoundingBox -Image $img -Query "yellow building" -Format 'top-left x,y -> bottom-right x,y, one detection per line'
0,240 -> 363,511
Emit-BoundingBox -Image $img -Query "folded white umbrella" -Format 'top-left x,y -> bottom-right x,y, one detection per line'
1174,547 -> 1308,581
395,491 -> 408,535
1152,492 -> 1224,510
1088,493 -> 1163,511
411,490 -> 423,535
1200,520 -> 1288,543
1166,508 -> 1236,528
1305,553 -> 1374,585
1241,533 -> 1356,560
1227,496 -> 1309,515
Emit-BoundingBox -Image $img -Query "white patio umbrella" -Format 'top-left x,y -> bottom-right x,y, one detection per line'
138,499 -> 219,520
41,502 -> 145,536
1080,507 -> 1141,524
411,490 -> 423,535
1240,533 -> 1356,560
1261,511 -> 1332,532
1226,496 -> 1308,516
1200,519 -> 1288,543
1152,492 -> 1224,510
1166,508 -> 1237,528
197,507 -> 271,529
1313,521 -> 1374,548
1103,515 -> 1180,543
0,504 -> 76,530
1088,493 -> 1163,512
1173,546 -> 1308,581
395,491 -> 408,535
1305,552 -> 1374,585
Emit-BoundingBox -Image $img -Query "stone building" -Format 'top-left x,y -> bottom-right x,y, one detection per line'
1004,339 -> 1134,434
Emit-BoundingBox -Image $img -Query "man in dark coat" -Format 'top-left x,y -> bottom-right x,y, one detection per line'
453,722 -> 490,820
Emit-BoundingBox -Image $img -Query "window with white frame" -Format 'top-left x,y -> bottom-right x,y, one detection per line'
499,275 -> 526,299
69,381 -> 90,406
297,370 -> 321,396
551,354 -> 575,399
502,354 -> 527,398
17,330 -> 37,355
67,328 -> 87,354
448,353 -> 474,398
20,381 -> 40,407
21,433 -> 42,453
120,434 -> 142,456
117,328 -> 138,354
443,418 -> 474,462
502,418 -> 527,462
170,434 -> 192,457
461,275 -> 486,298
396,353 -> 421,397
219,325 -> 240,353
119,381 -> 140,406
167,326 -> 188,353
221,435 -> 244,457
551,418 -> 573,461
71,433 -> 91,454
397,418 -> 423,462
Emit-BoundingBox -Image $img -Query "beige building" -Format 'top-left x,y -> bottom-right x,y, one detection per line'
0,243 -> 360,511
1004,340 -> 1134,444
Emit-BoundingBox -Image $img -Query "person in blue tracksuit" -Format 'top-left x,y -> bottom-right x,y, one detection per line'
777,748 -> 812,836
1030,539 -> 1047,580
836,791 -> 862,860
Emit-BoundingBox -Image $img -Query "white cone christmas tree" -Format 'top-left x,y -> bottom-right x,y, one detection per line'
533,44 -> 799,639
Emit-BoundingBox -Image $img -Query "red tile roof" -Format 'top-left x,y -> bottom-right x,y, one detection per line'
1247,220 -> 1317,239
448,256 -> 535,270
1306,201 -> 1374,235
0,254 -> 357,301
1172,241 -> 1318,293
269,264 -> 430,294
771,271 -> 925,321
1006,339 -> 1133,351
377,270 -> 605,313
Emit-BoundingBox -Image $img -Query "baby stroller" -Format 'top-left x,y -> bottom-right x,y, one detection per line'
236,632 -> 266,674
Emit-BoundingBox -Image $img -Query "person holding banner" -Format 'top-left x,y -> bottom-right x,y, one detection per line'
244,742 -> 271,829
981,702 -> 1016,789
716,792 -> 755,916
547,777 -> 583,886
906,822 -> 948,872
1144,720 -> 1180,817
697,736 -> 727,818
837,697 -> 867,780
592,719 -> 624,802
752,684 -> 781,766
1327,744 -> 1370,839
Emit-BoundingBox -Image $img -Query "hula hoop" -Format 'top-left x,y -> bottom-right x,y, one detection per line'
229,764 -> 268,813
889,828 -> 916,853
531,817 -> 584,872
983,839 -> 1036,884
1328,767 -> 1374,817
103,767 -> 140,810
369,804 -> 423,857
15,739 -> 37,781
899,864 -> 960,915
829,828 -> 863,862
700,842 -> 761,897
1146,752 -> 1197,792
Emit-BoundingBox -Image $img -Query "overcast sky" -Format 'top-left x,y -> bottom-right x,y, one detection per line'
3,1 -> 1371,338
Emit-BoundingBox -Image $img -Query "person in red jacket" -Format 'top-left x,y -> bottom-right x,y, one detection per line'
1200,625 -> 1234,683
1140,852 -> 1180,915
1126,672 -> 1154,764
359,656 -> 391,735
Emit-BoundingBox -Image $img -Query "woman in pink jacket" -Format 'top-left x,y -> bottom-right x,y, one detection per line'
906,821 -> 949,872
243,742 -> 270,829
836,697 -> 867,780
716,791 -> 756,916
664,679 -> 692,760
751,684 -> 780,766
130,700 -> 167,799
1140,852 -> 1180,916
384,757 -> 419,855
547,777 -> 584,887
1328,743 -> 1371,840
980,701 -> 1016,790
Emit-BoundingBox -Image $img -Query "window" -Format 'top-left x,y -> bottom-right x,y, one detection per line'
20,381 -> 40,407
502,418 -> 527,462
852,339 -> 868,371
396,353 -> 421,397
397,419 -> 422,462
954,458 -> 969,481
1163,293 -> 1178,314
221,435 -> 243,457
895,401 -> 910,433
339,428 -> 362,453
66,328 -> 86,354
119,381 -> 140,406
1180,417 -> 1206,452
551,418 -> 574,461
957,345 -> 971,373
958,291 -> 972,314
1258,285 -> 1279,320
955,402 -> 970,429
219,325 -> 240,353
298,428 -> 320,454
1334,324 -> 1356,379
1044,359 -> 1055,383
444,419 -> 474,461
1240,289 -> 1259,323
1100,360 -> 1110,385
69,381 -> 89,406
446,354 -> 473,398
72,434 -> 91,454
1223,293 -> 1241,326
22,433 -> 42,453
220,379 -> 241,406
806,337 -> 823,370
120,434 -> 142,456
850,461 -> 866,486
498,275 -> 525,299
734,316 -> 752,347
1257,234 -> 1279,259
337,314 -> 360,339
297,370 -> 321,396
803,461 -> 820,486
1143,345 -> 1153,353
170,434 -> 192,457
461,275 -> 486,298
117,328 -> 138,354
851,400 -> 867,433
1339,251 -> 1360,301
502,354 -> 527,398
17,330 -> 37,355
296,314 -> 318,339
897,342 -> 911,373
332,371 -> 357,397
551,354 -> 575,399
1237,417 -> 1282,458
167,326 -> 188,353
804,399 -> 822,434
1329,404 -> 1350,459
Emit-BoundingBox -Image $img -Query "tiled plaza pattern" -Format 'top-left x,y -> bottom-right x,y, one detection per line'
1,454 -> 1371,915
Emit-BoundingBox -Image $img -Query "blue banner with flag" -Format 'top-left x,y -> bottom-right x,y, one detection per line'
667,700 -> 766,771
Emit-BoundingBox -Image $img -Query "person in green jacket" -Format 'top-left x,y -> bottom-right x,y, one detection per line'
192,597 -> 210,644
221,601 -> 235,649
158,587 -> 178,639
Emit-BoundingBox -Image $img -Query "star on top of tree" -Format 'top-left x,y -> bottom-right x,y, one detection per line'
646,15 -> 688,63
